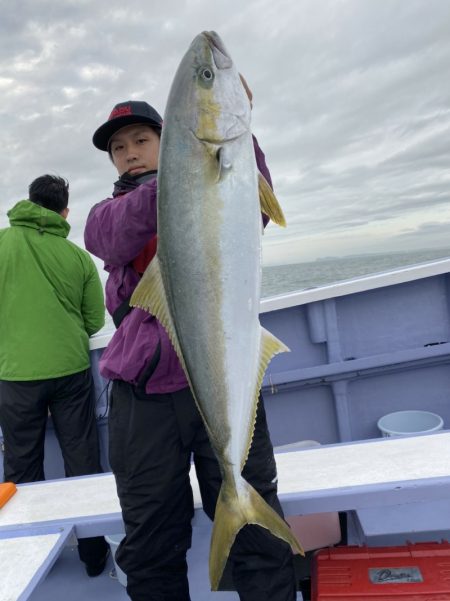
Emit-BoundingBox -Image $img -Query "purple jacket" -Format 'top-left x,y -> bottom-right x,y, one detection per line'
84,136 -> 273,394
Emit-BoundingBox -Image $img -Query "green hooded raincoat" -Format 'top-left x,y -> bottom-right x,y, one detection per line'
0,200 -> 105,380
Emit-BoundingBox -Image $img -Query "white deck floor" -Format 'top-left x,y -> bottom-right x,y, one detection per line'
3,432 -> 450,601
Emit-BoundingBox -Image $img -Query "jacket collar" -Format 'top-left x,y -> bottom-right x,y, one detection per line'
7,200 -> 70,238
113,170 -> 157,197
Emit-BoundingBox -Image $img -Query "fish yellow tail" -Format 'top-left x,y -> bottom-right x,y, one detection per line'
209,477 -> 304,590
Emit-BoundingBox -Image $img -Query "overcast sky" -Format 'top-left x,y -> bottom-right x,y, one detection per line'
1,0 -> 450,267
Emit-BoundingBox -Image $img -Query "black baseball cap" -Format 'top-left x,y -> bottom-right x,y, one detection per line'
92,100 -> 163,151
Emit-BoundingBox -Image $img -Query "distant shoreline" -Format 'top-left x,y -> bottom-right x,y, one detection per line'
261,246 -> 450,298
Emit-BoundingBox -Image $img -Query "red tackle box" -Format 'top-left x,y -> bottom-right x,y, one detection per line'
311,541 -> 450,600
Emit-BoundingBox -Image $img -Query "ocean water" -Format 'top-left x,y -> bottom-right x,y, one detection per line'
99,247 -> 450,335
261,247 -> 450,298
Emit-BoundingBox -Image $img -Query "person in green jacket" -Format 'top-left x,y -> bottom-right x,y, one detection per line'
0,174 -> 110,577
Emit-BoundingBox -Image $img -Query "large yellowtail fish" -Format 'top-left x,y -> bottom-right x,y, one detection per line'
131,30 -> 303,590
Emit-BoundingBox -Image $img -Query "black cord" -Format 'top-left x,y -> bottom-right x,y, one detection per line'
96,380 -> 111,419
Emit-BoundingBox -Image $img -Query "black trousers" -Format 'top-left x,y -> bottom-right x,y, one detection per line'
109,381 -> 296,601
0,369 -> 109,565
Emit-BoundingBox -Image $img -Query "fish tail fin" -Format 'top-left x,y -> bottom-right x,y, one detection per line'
209,477 -> 304,590
258,172 -> 287,227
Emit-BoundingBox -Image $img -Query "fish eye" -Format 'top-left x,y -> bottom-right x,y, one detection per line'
201,67 -> 213,80
198,66 -> 214,86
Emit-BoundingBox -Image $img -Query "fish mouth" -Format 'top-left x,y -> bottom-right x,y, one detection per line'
190,129 -> 245,146
202,31 -> 233,69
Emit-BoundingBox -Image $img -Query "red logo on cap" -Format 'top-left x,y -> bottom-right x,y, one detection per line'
109,105 -> 132,120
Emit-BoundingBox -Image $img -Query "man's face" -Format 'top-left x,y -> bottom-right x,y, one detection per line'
109,124 -> 161,176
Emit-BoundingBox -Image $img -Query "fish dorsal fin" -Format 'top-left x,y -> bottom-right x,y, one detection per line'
241,326 -> 290,470
131,256 -> 217,439
258,172 -> 287,227
130,256 -> 187,376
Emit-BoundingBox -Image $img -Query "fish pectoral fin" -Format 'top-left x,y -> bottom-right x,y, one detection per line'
217,146 -> 232,179
258,172 -> 287,227
130,256 -> 187,373
201,142 -> 232,182
209,478 -> 304,591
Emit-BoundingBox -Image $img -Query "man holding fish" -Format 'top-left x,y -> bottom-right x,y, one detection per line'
85,31 -> 300,601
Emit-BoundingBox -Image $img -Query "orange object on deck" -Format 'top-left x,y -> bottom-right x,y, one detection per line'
311,541 -> 450,600
0,482 -> 17,508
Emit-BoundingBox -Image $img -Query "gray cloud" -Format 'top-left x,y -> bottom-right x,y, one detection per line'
1,0 -> 450,267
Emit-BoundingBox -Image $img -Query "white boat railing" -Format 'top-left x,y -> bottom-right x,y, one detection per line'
89,257 -> 450,350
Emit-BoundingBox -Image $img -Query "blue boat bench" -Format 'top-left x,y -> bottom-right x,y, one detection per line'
2,431 -> 450,600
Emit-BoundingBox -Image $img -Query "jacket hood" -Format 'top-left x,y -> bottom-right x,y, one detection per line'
7,200 -> 70,238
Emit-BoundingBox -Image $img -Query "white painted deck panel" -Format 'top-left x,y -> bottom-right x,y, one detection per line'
1,533 -> 60,601
0,433 -> 449,531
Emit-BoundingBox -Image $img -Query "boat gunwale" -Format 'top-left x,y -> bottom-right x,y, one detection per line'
89,257 -> 450,350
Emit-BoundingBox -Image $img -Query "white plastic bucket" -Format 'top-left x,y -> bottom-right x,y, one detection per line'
105,534 -> 127,587
377,410 -> 444,437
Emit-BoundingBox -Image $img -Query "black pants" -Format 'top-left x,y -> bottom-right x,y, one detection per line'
0,369 -> 109,565
109,381 -> 296,601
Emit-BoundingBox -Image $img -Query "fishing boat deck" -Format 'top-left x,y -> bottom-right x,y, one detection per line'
3,432 -> 450,600
3,259 -> 450,600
